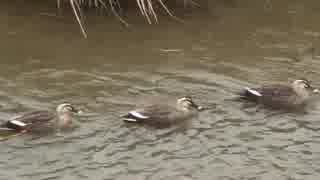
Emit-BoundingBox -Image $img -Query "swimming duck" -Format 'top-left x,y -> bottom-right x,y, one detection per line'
239,79 -> 319,109
0,103 -> 82,133
122,96 -> 203,126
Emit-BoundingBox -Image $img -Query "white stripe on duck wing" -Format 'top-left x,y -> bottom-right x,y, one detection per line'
1,119 -> 28,131
239,87 -> 263,101
9,120 -> 27,127
245,87 -> 262,97
122,110 -> 150,122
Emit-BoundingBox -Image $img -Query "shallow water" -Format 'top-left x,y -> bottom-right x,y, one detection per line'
1,0 -> 320,179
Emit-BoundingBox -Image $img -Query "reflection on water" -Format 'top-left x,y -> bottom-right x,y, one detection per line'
1,0 -> 320,179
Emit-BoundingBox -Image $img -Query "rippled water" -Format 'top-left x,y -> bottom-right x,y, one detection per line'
1,0 -> 320,179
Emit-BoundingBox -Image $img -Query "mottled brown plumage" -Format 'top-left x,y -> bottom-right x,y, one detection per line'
122,96 -> 203,126
0,103 -> 81,133
240,79 -> 319,109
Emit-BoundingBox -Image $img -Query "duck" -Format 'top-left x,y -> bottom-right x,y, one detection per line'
0,103 -> 82,133
122,96 -> 204,126
239,79 -> 319,109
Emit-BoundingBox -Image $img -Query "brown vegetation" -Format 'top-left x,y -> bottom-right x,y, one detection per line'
57,0 -> 199,38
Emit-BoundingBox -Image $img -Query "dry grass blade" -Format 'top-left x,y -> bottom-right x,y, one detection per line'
147,0 -> 158,23
184,0 -> 200,7
69,0 -> 87,38
137,0 -> 182,23
140,0 -> 152,24
107,0 -> 129,26
157,0 -> 173,17
136,0 -> 143,16
56,0 -> 192,37
57,0 -> 61,9
158,0 -> 184,23
136,0 -> 160,24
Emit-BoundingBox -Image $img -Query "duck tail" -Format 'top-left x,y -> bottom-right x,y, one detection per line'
236,88 -> 250,99
121,113 -> 139,122
0,122 -> 15,131
238,89 -> 248,98
0,120 -> 26,132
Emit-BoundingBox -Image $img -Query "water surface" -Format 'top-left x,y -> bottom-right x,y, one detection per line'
1,0 -> 320,179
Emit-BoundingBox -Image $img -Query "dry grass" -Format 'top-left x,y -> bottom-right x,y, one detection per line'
57,0 -> 198,38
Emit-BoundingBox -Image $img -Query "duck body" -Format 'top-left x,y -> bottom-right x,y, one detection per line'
242,86 -> 300,108
0,111 -> 56,133
0,103 -> 81,133
122,96 -> 203,126
123,105 -> 195,125
240,80 -> 319,110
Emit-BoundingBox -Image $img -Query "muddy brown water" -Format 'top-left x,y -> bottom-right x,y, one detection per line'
1,0 -> 320,179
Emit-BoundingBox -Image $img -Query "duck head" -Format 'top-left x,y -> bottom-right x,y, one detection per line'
177,96 -> 203,111
56,103 -> 82,115
292,79 -> 319,97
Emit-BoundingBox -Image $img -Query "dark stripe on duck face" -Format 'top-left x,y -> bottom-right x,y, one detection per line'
180,96 -> 201,110
297,79 -> 311,89
189,100 -> 200,109
302,81 -> 311,88
298,80 -> 320,93
64,104 -> 78,113
180,96 -> 192,101
182,96 -> 196,102
304,82 -> 311,89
